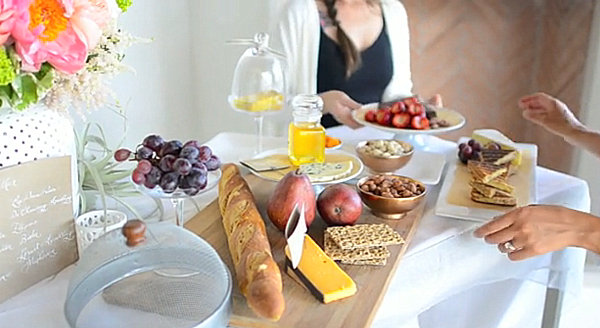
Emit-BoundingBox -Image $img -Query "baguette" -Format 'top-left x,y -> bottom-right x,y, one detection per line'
218,163 -> 285,321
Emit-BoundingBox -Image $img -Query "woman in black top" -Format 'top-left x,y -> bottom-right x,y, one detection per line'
317,0 -> 393,128
314,0 -> 441,128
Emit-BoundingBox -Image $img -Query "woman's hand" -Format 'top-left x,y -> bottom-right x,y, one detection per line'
319,90 -> 363,129
474,205 -> 600,260
518,92 -> 584,138
427,94 -> 443,108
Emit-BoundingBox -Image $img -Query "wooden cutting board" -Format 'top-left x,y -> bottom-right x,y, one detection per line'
185,174 -> 425,328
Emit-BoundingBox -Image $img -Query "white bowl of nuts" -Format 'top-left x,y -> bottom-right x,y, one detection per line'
355,139 -> 414,173
357,174 -> 426,219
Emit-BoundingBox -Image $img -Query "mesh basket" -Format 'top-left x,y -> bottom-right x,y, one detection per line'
65,222 -> 232,328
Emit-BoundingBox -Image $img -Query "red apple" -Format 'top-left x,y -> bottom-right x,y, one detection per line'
317,184 -> 362,226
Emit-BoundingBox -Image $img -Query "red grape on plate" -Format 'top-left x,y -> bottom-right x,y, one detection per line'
193,162 -> 208,175
462,145 -> 473,157
144,178 -> 157,189
146,167 -> 163,186
135,146 -> 154,160
173,158 -> 192,175
205,155 -> 221,171
467,139 -> 482,151
160,172 -> 180,193
183,140 -> 202,150
180,146 -> 199,162
197,145 -> 212,162
114,148 -> 131,162
142,134 -> 165,152
184,168 -> 208,189
158,154 -> 176,172
132,169 -> 146,185
136,159 -> 152,174
159,140 -> 183,157
458,152 -> 469,164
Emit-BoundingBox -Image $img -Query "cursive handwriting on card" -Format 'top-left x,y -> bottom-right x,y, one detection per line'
20,230 -> 41,245
50,194 -> 71,206
46,230 -> 75,246
0,156 -> 77,302
17,243 -> 58,273
11,204 -> 48,219
12,220 -> 38,235
0,177 -> 16,192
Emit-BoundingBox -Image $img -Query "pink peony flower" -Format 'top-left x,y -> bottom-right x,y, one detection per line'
72,0 -> 118,49
11,0 -> 104,74
87,0 -> 121,26
0,0 -> 17,44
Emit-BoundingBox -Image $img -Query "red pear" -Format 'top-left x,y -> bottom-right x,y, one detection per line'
267,170 -> 316,231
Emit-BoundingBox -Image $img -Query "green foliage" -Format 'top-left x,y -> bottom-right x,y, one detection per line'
116,0 -> 133,12
0,47 -> 16,86
0,59 -> 54,111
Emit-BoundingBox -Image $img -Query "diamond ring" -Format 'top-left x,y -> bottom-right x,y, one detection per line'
503,241 -> 517,252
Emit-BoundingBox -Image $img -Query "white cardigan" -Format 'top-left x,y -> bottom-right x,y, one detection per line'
271,0 -> 414,102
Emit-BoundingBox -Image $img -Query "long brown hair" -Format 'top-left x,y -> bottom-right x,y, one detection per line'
323,0 -> 380,78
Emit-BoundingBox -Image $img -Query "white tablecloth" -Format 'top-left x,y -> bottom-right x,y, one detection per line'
0,129 -> 590,328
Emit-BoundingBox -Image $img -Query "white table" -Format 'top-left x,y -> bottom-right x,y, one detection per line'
0,130 -> 590,328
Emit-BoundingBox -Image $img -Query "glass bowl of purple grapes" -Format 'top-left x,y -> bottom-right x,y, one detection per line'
114,134 -> 221,226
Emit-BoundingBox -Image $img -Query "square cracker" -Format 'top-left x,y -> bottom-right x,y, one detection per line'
340,258 -> 387,266
326,224 -> 404,250
324,232 -> 390,261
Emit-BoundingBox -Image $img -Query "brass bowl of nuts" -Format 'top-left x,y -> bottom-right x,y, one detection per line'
355,140 -> 414,173
357,174 -> 427,220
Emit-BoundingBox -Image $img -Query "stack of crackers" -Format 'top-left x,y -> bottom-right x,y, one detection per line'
467,159 -> 516,206
324,224 -> 404,266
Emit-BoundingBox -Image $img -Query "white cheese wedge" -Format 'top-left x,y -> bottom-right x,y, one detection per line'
298,161 -> 353,183
471,129 -> 522,166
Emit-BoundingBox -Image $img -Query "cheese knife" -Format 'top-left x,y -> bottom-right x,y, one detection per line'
284,203 -> 307,269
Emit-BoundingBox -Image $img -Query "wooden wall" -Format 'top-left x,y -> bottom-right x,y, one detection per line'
402,0 -> 595,173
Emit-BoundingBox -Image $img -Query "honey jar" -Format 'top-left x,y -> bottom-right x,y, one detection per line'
288,94 -> 326,166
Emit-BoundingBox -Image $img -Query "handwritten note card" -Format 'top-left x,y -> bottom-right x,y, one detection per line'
0,156 -> 77,303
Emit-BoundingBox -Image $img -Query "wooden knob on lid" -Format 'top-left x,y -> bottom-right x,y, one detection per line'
122,219 -> 146,247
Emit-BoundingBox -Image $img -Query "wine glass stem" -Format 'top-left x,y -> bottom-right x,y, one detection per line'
254,115 -> 264,154
171,198 -> 185,227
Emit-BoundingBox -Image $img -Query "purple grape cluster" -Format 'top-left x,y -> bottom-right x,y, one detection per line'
457,139 -> 482,164
457,139 -> 501,164
114,134 -> 221,196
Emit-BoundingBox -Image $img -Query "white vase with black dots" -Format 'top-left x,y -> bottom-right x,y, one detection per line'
0,105 -> 79,216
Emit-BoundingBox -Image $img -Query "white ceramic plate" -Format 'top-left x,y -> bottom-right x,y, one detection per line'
353,102 -> 466,135
434,142 -> 537,222
248,148 -> 363,185
394,151 -> 446,185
